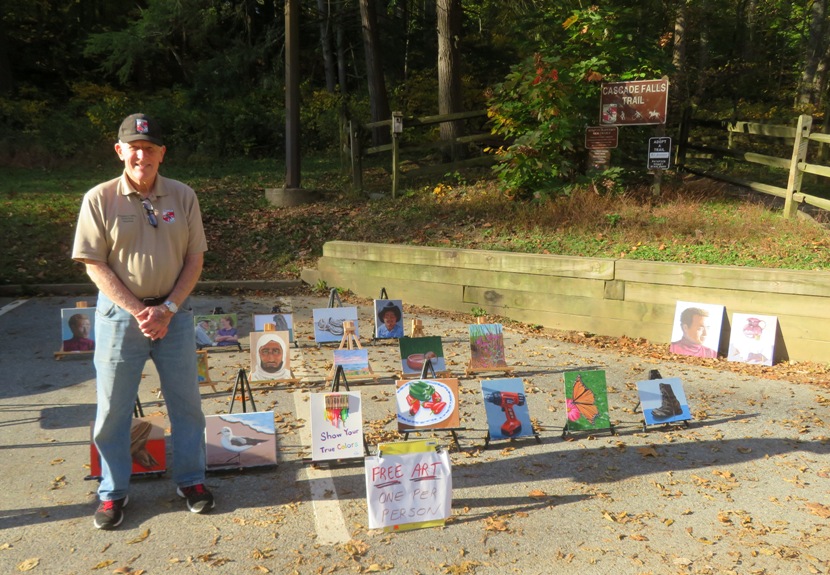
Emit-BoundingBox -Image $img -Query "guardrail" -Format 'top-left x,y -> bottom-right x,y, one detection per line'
676,110 -> 830,218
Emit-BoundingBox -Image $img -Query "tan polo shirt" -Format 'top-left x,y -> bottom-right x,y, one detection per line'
72,172 -> 208,299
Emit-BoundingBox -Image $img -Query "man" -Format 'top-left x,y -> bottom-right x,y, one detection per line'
669,306 -> 718,358
63,312 -> 95,352
72,113 -> 214,530
250,333 -> 289,381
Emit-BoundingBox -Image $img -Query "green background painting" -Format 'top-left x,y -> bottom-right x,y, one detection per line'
563,370 -> 611,432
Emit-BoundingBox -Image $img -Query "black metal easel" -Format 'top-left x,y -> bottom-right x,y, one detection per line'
401,358 -> 463,450
228,368 -> 257,413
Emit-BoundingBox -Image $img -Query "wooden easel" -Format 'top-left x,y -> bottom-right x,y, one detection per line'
326,320 -> 378,382
250,323 -> 300,385
410,318 -> 425,338
157,348 -> 217,398
54,301 -> 95,360
464,317 -> 514,377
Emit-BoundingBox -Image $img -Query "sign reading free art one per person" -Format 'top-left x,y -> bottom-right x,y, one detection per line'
600,78 -> 669,126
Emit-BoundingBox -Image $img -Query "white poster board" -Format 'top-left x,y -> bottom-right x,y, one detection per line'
365,440 -> 452,531
309,392 -> 364,461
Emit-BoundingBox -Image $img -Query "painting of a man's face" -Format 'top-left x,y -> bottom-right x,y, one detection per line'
259,340 -> 283,373
682,314 -> 709,345
381,310 -> 398,330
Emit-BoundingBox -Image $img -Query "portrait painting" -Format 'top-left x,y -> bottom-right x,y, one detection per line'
399,336 -> 447,376
669,301 -> 725,358
205,411 -> 277,471
480,378 -> 534,441
395,378 -> 460,431
469,323 -> 508,369
636,377 -> 691,426
374,299 -> 404,339
253,313 -> 295,343
61,307 -> 95,352
563,370 -> 611,432
249,331 -> 292,382
727,313 -> 777,366
194,313 -> 240,348
312,307 -> 359,344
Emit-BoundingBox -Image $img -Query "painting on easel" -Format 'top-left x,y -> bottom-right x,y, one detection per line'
249,331 -> 293,383
333,349 -> 372,378
469,323 -> 508,369
395,378 -> 460,431
313,307 -> 359,344
253,313 -> 295,344
310,392 -> 364,461
728,313 -> 777,366
481,378 -> 534,441
89,416 -> 166,479
374,299 -> 404,339
562,371 -> 612,433
61,308 -> 95,352
205,411 -> 277,471
194,313 -> 240,349
636,377 -> 691,426
399,336 -> 447,376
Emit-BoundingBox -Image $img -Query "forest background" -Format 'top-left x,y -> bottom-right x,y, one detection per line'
2,0 -> 830,289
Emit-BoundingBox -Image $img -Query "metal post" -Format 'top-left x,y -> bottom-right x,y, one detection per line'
285,0 -> 301,189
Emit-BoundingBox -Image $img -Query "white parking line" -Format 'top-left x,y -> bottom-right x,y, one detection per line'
291,355 -> 352,546
0,299 -> 28,318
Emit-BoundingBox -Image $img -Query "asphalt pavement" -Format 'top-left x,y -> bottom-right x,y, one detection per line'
1,289 -> 828,575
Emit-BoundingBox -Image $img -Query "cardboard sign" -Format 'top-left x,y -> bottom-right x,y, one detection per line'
365,440 -> 452,530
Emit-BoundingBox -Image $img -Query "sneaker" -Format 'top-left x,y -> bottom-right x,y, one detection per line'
93,496 -> 128,530
177,484 -> 215,514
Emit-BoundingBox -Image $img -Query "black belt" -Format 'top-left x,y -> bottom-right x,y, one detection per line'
142,296 -> 169,307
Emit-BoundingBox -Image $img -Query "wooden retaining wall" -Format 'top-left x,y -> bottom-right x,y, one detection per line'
303,241 -> 830,364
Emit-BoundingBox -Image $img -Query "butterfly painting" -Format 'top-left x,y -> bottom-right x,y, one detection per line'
563,371 -> 611,432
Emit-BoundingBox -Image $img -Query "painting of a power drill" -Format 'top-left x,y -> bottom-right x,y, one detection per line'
481,378 -> 535,441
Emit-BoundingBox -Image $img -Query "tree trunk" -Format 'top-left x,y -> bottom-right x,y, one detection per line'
671,0 -> 688,105
359,0 -> 391,146
797,0 -> 826,106
335,1 -> 348,93
0,0 -> 13,95
317,0 -> 337,92
437,0 -> 463,160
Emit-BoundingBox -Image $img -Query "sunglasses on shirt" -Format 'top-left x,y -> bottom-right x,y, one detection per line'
141,198 -> 158,228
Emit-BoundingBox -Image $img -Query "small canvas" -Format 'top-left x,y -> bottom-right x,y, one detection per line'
481,378 -> 534,440
313,307 -> 359,344
333,349 -> 372,378
395,378 -> 460,431
469,323 -> 508,369
636,377 -> 691,426
253,313 -> 295,343
374,299 -> 404,339
310,392 -> 364,461
563,371 -> 611,432
249,331 -> 292,382
399,336 -> 447,375
728,313 -> 777,366
669,301 -> 725,358
205,411 -> 277,471
196,349 -> 212,383
89,416 -> 166,479
194,313 -> 240,348
61,308 -> 95,352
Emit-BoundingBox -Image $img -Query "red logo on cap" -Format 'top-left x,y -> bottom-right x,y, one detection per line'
135,118 -> 150,134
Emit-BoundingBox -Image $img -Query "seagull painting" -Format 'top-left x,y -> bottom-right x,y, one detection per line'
218,426 -> 268,465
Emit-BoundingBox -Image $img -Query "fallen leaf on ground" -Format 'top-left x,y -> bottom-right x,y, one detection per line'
17,558 -> 39,571
805,502 -> 830,518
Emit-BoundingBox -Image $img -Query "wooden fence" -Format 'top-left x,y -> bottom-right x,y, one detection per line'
676,111 -> 830,218
346,110 -> 497,197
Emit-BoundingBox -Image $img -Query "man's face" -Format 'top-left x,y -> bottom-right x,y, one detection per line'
115,140 -> 166,190
682,314 -> 709,345
382,310 -> 398,330
72,318 -> 91,338
259,340 -> 283,373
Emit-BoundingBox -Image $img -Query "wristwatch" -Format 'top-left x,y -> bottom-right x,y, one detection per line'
163,300 -> 178,314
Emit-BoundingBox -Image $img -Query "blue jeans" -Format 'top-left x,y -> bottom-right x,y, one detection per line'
93,292 -> 206,501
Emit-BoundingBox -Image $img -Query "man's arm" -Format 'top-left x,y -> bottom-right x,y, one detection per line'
83,260 -> 145,317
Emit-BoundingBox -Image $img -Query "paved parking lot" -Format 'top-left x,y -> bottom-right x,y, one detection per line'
1,290 -> 828,575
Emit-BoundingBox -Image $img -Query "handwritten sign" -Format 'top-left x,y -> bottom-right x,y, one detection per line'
310,392 -> 364,461
365,440 -> 452,530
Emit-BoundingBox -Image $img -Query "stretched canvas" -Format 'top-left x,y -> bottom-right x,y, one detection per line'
194,313 -> 240,348
253,313 -> 295,343
249,331 -> 292,382
205,411 -> 277,470
469,323 -> 508,369
61,307 -> 95,352
669,301 -> 725,358
395,378 -> 460,431
310,391 -> 364,461
636,377 -> 691,426
89,416 -> 166,479
563,371 -> 611,432
312,307 -> 359,344
196,349 -> 212,383
480,378 -> 534,440
399,336 -> 447,376
333,349 -> 372,378
374,299 -> 405,339
728,313 -> 777,366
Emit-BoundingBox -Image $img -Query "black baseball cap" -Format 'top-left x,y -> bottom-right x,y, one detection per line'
118,113 -> 164,146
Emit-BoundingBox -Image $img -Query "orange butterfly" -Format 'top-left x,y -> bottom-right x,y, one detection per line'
566,375 -> 599,424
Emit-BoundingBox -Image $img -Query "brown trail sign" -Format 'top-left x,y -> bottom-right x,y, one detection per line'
600,78 -> 669,126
